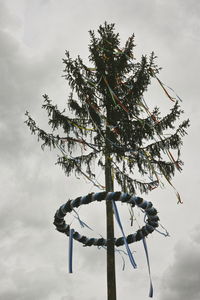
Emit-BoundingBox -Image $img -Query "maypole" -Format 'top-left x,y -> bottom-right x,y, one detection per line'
105,110 -> 116,300
25,22 -> 189,299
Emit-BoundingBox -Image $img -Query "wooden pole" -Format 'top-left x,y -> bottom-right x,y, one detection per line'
105,124 -> 117,300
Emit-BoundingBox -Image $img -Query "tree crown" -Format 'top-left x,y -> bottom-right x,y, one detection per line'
25,22 -> 189,200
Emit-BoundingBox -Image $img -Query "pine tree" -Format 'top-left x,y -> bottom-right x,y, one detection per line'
25,22 -> 189,300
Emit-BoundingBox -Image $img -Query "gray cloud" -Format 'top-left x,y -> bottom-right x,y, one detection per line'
0,265 -> 74,300
160,230 -> 200,300
0,0 -> 199,299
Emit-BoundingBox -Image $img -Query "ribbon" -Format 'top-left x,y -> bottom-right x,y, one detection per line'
72,208 -> 93,230
142,238 -> 153,298
112,200 -> 137,268
68,228 -> 74,273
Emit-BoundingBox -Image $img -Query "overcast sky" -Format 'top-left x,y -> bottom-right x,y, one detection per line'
0,0 -> 200,299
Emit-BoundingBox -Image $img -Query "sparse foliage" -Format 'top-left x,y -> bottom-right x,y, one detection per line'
25,22 -> 189,199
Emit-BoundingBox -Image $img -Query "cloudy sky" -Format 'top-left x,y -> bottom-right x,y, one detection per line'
1,0 -> 200,299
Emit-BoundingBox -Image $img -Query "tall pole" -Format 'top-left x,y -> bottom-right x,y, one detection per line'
105,115 -> 117,300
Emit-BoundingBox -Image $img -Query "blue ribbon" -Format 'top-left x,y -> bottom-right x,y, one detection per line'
72,209 -> 93,231
112,201 -> 137,269
144,213 -> 169,237
142,237 -> 153,298
68,228 -> 74,273
97,245 -> 127,271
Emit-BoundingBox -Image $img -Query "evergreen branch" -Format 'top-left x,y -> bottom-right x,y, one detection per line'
115,167 -> 159,194
150,159 -> 183,179
141,120 -> 189,158
63,51 -> 96,102
57,150 -> 100,178
25,111 -> 95,153
25,111 -> 58,150
68,93 -> 89,118
42,94 -> 97,136
154,101 -> 184,134
57,151 -> 104,189
111,158 -> 159,194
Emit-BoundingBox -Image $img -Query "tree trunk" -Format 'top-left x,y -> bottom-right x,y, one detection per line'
105,133 -> 117,300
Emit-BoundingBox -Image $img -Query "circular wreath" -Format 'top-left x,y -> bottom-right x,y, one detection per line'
53,191 -> 159,247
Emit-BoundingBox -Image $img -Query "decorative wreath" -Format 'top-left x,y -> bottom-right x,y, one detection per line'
53,191 -> 159,247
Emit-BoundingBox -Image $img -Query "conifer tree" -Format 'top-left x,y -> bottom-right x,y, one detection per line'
25,23 -> 189,300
